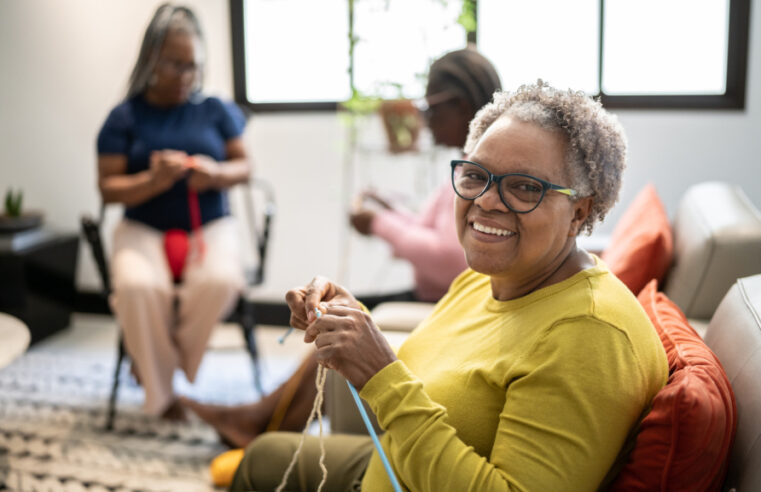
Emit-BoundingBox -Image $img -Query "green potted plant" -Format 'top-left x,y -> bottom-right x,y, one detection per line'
0,188 -> 43,233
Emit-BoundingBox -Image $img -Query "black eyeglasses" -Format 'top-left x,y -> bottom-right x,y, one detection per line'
451,159 -> 577,213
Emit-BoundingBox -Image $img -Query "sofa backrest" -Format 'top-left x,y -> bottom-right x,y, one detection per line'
664,182 -> 761,320
703,274 -> 761,490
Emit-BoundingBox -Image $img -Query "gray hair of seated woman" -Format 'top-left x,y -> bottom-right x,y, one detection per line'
126,3 -> 205,99
464,80 -> 628,235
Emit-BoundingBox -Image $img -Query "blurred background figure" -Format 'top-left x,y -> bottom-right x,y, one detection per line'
350,47 -> 502,302
96,3 -> 252,419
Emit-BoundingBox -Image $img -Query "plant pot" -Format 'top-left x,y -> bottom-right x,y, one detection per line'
379,99 -> 423,154
0,212 -> 44,233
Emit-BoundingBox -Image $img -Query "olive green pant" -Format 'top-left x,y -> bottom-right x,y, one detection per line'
229,432 -> 375,492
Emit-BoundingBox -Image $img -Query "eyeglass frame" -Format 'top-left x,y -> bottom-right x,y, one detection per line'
413,91 -> 459,120
450,159 -> 578,214
156,57 -> 201,77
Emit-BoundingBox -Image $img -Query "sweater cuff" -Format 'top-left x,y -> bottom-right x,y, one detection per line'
359,360 -> 419,421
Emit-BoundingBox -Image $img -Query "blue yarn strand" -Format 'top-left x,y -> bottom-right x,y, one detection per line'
346,381 -> 403,492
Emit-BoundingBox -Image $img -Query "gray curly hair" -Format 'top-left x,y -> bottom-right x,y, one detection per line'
464,80 -> 627,235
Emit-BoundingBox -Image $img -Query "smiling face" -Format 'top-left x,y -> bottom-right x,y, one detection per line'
456,115 -> 590,298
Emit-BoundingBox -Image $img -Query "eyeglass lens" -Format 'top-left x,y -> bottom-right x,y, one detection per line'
452,161 -> 545,212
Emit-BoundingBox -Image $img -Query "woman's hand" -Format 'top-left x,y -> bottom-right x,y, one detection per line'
187,155 -> 221,191
305,304 -> 397,389
149,150 -> 188,192
349,208 -> 376,235
361,189 -> 394,210
285,276 -> 360,330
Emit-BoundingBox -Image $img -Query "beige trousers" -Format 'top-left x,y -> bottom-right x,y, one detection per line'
110,217 -> 244,415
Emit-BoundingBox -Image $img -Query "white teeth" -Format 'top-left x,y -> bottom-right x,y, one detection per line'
472,222 -> 515,237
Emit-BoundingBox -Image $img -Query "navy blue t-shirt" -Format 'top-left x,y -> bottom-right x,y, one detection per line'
97,94 -> 246,231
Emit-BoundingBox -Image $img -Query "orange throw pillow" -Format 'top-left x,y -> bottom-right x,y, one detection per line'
610,280 -> 736,492
602,184 -> 673,294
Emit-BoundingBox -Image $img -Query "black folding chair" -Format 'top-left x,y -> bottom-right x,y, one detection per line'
81,178 -> 275,430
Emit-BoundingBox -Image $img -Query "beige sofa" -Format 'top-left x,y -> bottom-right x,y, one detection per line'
327,181 -> 761,440
704,274 -> 761,490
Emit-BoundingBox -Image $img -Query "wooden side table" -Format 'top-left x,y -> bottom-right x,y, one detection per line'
0,312 -> 30,368
0,228 -> 79,344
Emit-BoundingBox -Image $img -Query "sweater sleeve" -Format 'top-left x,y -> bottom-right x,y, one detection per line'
360,318 -> 650,492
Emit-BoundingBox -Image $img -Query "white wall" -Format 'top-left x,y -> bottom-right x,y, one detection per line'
1,0 -> 759,295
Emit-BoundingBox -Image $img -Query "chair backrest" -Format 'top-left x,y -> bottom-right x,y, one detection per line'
703,274 -> 761,490
664,182 -> 761,320
80,203 -> 112,295
238,178 -> 276,287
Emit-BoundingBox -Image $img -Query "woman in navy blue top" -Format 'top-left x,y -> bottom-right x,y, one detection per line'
96,4 -> 251,420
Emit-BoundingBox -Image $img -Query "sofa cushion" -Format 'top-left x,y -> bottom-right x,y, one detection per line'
610,280 -> 736,491
664,182 -> 761,320
602,184 -> 673,294
703,274 -> 761,490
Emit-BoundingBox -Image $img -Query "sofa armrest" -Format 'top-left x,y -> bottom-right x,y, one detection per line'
703,274 -> 761,490
371,301 -> 436,333
664,182 -> 761,320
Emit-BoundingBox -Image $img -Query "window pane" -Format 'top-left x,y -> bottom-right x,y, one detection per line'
243,0 -> 350,103
602,0 -> 729,95
477,0 -> 600,94
353,0 -> 466,99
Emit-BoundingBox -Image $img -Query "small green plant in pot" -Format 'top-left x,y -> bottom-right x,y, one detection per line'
5,189 -> 23,217
0,188 -> 43,233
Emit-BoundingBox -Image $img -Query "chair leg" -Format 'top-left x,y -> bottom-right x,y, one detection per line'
106,336 -> 126,431
239,300 -> 264,396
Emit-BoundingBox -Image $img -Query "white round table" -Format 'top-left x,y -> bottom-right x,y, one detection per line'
0,312 -> 30,368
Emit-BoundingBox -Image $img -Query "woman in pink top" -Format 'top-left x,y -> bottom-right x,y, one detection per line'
350,48 -> 502,302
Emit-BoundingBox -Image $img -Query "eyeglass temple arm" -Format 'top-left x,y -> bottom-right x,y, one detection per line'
549,185 -> 577,197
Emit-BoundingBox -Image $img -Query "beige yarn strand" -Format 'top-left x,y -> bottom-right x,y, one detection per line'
275,364 -> 329,492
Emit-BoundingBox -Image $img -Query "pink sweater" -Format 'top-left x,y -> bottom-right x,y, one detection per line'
370,182 -> 467,302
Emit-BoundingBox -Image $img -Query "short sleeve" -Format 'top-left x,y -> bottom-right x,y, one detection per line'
96,103 -> 133,155
215,98 -> 246,140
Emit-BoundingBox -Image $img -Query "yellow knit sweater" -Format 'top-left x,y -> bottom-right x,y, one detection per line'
360,259 -> 668,491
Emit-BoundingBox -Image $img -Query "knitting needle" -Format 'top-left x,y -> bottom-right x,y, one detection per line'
278,326 -> 294,344
313,308 -> 403,492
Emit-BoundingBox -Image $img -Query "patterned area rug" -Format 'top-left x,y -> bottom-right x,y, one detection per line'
0,319 -> 309,492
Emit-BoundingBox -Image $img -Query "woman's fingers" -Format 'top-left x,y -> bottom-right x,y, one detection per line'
303,277 -> 335,322
285,287 -> 310,330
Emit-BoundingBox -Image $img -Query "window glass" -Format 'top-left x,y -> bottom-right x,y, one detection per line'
477,0 -> 600,94
243,0 -> 350,103
241,0 -> 464,104
353,0 -> 465,99
602,0 -> 729,95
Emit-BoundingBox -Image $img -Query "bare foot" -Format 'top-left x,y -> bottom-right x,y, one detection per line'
178,396 -> 269,448
161,399 -> 188,422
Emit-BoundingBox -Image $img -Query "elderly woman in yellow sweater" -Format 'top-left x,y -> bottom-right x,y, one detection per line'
230,81 -> 668,491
